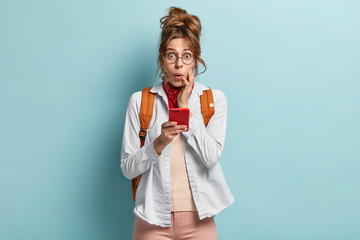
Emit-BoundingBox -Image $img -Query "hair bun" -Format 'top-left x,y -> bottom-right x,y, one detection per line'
160,7 -> 201,38
168,7 -> 187,18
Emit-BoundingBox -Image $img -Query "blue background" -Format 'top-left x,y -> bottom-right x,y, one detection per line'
1,0 -> 359,239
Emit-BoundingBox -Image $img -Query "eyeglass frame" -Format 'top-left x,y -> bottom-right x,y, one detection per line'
164,53 -> 196,65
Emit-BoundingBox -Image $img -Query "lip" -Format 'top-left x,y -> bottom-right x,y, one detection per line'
174,75 -> 182,81
174,73 -> 183,81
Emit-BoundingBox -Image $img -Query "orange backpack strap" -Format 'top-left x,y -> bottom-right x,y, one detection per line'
200,88 -> 215,126
131,87 -> 155,202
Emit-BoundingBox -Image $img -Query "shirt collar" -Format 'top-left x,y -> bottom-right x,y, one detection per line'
150,81 -> 209,96
150,81 -> 209,108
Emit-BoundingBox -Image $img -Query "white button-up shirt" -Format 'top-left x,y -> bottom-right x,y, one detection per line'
120,81 -> 235,227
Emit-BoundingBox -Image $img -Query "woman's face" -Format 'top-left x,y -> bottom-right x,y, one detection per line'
163,38 -> 196,88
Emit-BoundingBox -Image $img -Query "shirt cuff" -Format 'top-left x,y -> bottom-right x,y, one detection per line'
145,139 -> 161,164
182,114 -> 202,138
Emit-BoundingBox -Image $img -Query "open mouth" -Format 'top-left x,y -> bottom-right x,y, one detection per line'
174,74 -> 183,80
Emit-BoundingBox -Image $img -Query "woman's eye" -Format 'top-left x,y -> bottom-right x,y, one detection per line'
184,53 -> 192,59
167,53 -> 176,58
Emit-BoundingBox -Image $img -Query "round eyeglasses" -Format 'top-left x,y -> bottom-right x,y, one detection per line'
165,53 -> 195,65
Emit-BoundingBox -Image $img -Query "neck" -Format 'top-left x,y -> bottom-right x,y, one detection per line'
165,81 -> 182,89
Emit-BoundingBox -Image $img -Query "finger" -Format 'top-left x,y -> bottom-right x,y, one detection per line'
182,78 -> 191,92
162,121 -> 178,128
182,77 -> 189,86
189,69 -> 194,85
165,125 -> 187,131
189,68 -> 194,85
168,128 -> 187,135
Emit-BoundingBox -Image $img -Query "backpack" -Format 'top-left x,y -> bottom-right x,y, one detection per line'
131,86 -> 215,202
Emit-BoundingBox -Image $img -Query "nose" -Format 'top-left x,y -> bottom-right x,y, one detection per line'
175,57 -> 183,68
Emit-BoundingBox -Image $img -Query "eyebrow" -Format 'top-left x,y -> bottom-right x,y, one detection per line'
166,48 -> 192,51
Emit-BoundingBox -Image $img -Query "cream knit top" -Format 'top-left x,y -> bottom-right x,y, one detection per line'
170,133 -> 197,211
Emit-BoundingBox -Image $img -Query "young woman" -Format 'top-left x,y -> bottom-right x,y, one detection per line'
121,7 -> 234,240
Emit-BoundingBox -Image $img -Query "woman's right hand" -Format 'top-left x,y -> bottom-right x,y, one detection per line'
153,121 -> 187,155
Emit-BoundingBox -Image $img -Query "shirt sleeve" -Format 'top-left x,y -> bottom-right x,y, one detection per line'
120,92 -> 161,180
182,89 -> 227,168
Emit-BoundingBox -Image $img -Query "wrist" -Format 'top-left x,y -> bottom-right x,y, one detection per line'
177,103 -> 188,108
154,136 -> 167,155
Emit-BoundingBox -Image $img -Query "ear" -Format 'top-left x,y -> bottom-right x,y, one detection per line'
162,68 -> 169,81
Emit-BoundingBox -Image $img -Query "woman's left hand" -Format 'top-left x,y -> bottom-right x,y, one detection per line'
177,68 -> 194,108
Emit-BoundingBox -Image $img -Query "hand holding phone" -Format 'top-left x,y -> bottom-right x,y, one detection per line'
169,108 -> 189,131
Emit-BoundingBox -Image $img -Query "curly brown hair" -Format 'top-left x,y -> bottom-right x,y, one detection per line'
155,7 -> 206,81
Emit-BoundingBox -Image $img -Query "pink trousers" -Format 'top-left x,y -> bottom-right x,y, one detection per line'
133,211 -> 217,240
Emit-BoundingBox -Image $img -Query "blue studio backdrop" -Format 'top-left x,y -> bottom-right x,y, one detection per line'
1,0 -> 359,239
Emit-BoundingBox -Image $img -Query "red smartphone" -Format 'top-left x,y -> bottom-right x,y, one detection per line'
169,108 -> 190,131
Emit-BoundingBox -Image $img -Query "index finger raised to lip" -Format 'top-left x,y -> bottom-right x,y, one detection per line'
190,69 -> 194,80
